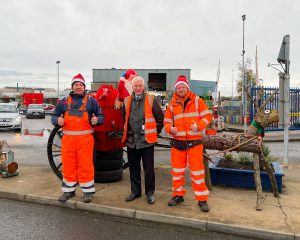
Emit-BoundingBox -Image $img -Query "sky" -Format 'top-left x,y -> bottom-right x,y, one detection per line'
0,0 -> 299,96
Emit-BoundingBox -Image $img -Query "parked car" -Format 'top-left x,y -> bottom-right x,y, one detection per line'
42,103 -> 55,114
26,104 -> 45,119
18,105 -> 28,115
0,103 -> 22,131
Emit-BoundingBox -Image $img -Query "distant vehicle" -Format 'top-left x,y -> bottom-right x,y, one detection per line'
18,105 -> 27,115
42,103 -> 55,114
26,104 -> 45,119
22,93 -> 44,107
0,103 -> 22,131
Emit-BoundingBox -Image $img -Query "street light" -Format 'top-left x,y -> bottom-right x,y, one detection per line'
56,61 -> 61,99
241,14 -> 247,132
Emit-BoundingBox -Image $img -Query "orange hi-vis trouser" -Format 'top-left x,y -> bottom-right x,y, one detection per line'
171,143 -> 209,201
61,95 -> 95,194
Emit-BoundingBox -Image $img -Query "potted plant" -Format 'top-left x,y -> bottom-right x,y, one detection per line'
209,146 -> 284,193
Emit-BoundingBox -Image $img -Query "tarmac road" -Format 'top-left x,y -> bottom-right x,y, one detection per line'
0,198 -> 252,240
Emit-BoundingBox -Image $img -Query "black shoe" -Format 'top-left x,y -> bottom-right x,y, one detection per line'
83,193 -> 94,203
168,196 -> 184,206
58,192 -> 76,202
125,194 -> 141,202
198,201 -> 210,212
146,194 -> 155,204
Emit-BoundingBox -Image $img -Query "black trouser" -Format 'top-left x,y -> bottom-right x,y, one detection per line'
127,146 -> 155,196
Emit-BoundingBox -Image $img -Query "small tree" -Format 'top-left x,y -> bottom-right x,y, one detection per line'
236,58 -> 257,96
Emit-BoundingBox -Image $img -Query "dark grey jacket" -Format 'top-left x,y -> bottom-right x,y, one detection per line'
124,92 -> 164,149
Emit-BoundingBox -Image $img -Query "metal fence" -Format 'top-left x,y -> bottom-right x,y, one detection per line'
250,87 -> 300,131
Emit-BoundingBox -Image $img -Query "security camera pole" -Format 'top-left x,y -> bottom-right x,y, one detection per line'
277,35 -> 290,167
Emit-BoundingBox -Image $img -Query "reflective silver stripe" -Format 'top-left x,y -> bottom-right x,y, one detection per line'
173,167 -> 186,173
174,112 -> 199,120
200,110 -> 211,117
183,112 -> 199,117
144,128 -> 157,134
194,190 -> 209,196
63,130 -> 94,135
187,131 -> 203,135
145,118 -> 156,123
202,118 -> 210,125
195,96 -> 199,112
173,186 -> 183,192
174,113 -> 184,120
190,170 -> 205,175
164,118 -> 173,123
79,180 -> 94,188
124,97 -> 129,108
176,131 -> 186,136
62,187 -> 76,192
169,105 -> 173,113
173,175 -> 184,181
82,187 -> 96,193
63,179 -> 77,186
191,178 -> 205,184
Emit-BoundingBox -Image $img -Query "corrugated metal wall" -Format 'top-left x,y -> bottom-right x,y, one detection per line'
92,69 -> 191,92
190,80 -> 216,96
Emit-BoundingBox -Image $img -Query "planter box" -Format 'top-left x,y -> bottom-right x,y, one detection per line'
209,158 -> 284,193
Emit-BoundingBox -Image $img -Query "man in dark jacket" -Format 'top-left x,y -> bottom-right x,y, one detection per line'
122,76 -> 164,204
51,73 -> 104,203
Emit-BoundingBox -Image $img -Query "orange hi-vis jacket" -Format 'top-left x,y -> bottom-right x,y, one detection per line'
122,93 -> 158,144
164,91 -> 212,140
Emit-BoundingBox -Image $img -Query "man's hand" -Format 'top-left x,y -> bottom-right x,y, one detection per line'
114,99 -> 123,110
190,121 -> 198,132
91,113 -> 98,126
58,114 -> 64,126
170,126 -> 178,135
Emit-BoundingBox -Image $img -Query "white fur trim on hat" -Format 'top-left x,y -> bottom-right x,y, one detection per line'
174,81 -> 189,90
72,78 -> 85,86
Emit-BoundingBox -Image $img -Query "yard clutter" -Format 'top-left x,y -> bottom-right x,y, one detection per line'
0,141 -> 19,178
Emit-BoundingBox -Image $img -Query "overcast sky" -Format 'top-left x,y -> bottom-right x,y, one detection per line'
0,0 -> 299,96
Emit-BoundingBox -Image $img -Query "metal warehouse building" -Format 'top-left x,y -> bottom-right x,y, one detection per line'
92,68 -> 190,93
190,80 -> 216,97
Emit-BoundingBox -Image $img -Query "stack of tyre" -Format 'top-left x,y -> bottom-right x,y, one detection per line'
94,148 -> 124,183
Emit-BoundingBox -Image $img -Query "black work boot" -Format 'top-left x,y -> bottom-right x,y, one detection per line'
58,192 -> 76,202
83,193 -> 94,203
168,196 -> 184,206
198,201 -> 210,212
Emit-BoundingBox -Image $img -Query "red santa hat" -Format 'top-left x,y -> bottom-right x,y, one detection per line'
124,69 -> 137,80
71,73 -> 86,87
174,75 -> 189,90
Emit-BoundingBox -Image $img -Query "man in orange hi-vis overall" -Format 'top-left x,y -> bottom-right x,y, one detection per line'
164,75 -> 212,212
51,74 -> 104,203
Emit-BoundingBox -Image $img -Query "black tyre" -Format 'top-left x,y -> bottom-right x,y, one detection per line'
47,126 -> 63,180
94,169 -> 123,183
96,149 -> 123,160
94,158 -> 124,171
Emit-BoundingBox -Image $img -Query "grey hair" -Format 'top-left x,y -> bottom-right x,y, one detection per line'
132,76 -> 145,86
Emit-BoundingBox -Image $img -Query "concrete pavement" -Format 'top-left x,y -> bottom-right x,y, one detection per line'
0,163 -> 299,240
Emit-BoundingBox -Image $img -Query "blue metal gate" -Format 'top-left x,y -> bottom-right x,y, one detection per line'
250,87 -> 300,131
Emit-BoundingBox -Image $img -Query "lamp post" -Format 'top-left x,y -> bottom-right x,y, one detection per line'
232,69 -> 234,99
56,60 -> 61,99
241,14 -> 247,132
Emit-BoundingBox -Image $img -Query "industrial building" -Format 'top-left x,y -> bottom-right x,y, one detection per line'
92,68 -> 215,99
92,68 -> 190,94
